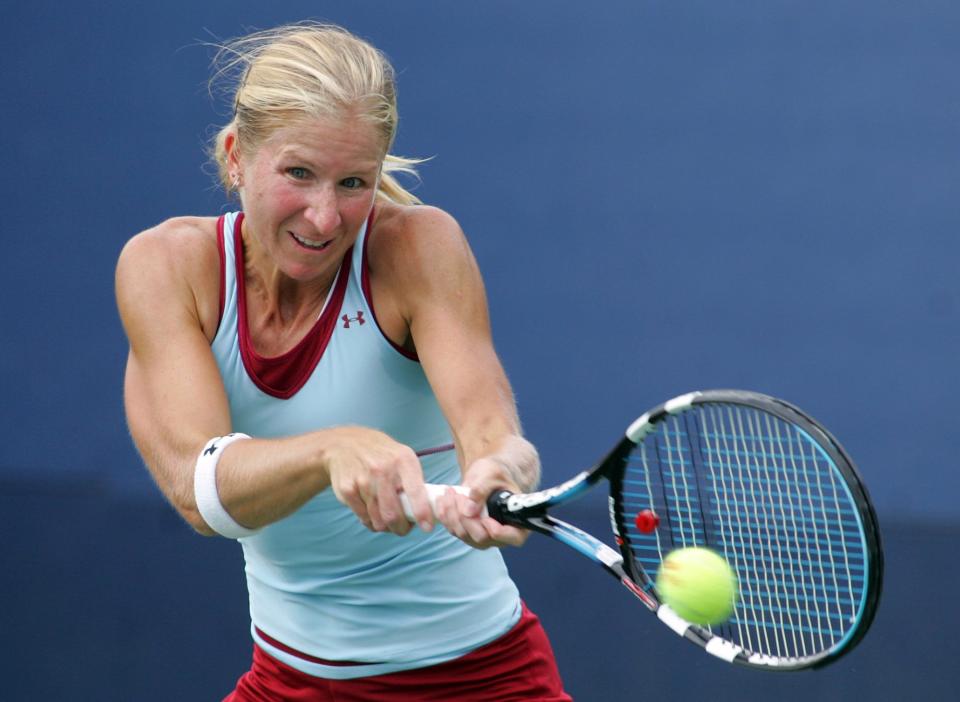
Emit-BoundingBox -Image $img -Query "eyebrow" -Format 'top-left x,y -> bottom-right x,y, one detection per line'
276,146 -> 381,172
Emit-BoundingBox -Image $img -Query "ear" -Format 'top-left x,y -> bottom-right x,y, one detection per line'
224,131 -> 242,181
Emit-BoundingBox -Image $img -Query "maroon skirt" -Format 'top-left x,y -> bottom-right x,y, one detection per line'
223,604 -> 572,702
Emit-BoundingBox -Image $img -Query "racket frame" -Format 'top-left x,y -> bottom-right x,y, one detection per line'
486,389 -> 883,671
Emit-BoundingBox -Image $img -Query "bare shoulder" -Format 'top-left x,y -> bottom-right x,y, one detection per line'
116,216 -> 222,340
368,201 -> 473,276
117,216 -> 219,274
367,201 -> 490,352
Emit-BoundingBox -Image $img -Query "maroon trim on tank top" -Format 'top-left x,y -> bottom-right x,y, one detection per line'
360,221 -> 420,361
254,627 -> 372,666
232,212 -> 353,399
217,215 -> 227,329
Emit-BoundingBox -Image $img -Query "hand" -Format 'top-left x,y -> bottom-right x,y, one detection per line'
464,436 -> 540,494
435,436 -> 541,549
434,485 -> 529,549
323,427 -> 435,535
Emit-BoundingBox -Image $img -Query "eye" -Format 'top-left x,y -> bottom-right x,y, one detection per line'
287,167 -> 310,180
341,177 -> 364,189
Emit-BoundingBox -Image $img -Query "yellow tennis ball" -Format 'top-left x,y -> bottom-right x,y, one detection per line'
656,547 -> 738,626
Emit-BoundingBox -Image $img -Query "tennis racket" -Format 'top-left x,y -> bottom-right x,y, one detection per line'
401,389 -> 883,671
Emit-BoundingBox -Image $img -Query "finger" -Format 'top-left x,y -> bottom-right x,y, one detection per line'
375,481 -> 413,536
482,517 -> 529,547
454,492 -> 497,547
436,487 -> 469,541
395,461 -> 434,533
334,477 -> 373,528
365,491 -> 390,532
460,492 -> 484,519
363,446 -> 412,535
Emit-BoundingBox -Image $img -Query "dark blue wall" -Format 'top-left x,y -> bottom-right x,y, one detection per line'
2,1 -> 957,698
4,492 -> 957,700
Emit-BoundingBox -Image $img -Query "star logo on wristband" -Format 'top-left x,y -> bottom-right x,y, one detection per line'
204,434 -> 239,456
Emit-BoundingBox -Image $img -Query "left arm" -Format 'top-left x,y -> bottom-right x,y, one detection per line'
370,204 -> 539,547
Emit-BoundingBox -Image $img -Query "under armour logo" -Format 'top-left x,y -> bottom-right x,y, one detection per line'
342,311 -> 366,328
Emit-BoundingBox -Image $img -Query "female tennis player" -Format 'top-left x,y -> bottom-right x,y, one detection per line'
115,22 -> 571,701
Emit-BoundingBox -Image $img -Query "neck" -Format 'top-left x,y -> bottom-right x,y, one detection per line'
240,231 -> 340,329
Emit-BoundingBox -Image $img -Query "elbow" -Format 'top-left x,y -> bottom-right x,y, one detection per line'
166,464 -> 258,538
185,511 -> 219,537
171,495 -> 219,537
175,491 -> 258,538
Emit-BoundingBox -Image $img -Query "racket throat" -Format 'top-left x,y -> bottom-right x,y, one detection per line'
525,514 -> 651,596
620,576 -> 658,610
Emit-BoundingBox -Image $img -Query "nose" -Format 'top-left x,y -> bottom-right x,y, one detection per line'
303,186 -> 342,234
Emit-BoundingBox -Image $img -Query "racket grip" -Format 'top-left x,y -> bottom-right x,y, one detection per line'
485,489 -> 516,524
399,483 -> 475,522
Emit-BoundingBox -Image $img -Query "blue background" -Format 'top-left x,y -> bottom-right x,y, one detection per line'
2,1 -> 957,699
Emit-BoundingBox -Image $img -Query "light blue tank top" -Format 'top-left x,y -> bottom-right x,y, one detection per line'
210,211 -> 520,679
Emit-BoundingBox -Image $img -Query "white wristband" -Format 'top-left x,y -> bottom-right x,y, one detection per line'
194,433 -> 260,539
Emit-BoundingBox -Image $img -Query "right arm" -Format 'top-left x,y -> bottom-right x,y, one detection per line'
115,219 -> 433,535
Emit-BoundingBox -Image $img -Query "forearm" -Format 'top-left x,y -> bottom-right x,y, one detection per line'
424,354 -> 540,494
131,426 -> 329,535
195,424 -> 426,535
212,432 -> 331,530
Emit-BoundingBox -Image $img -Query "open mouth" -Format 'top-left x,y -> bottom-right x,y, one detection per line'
289,231 -> 333,251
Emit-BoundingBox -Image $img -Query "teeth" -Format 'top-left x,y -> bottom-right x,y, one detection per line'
291,232 -> 330,250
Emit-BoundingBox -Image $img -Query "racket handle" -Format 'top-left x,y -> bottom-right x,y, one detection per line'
399,483 -> 475,521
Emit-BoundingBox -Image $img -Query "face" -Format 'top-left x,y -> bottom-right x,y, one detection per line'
229,114 -> 385,284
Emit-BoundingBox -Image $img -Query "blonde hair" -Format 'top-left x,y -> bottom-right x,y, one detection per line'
209,22 -> 423,205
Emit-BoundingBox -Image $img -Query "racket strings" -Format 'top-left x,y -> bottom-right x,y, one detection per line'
619,403 -> 867,662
